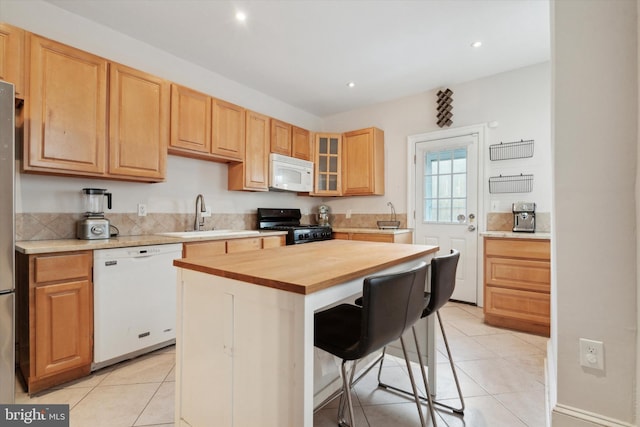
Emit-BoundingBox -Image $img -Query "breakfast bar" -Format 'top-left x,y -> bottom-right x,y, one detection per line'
173,239 -> 439,427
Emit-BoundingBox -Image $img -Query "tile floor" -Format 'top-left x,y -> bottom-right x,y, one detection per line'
15,302 -> 548,427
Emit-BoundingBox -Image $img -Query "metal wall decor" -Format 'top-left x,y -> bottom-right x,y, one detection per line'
489,174 -> 534,194
489,139 -> 535,161
436,88 -> 453,127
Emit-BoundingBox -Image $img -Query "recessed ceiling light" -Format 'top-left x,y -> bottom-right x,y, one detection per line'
347,81 -> 355,88
471,41 -> 482,48
236,11 -> 247,22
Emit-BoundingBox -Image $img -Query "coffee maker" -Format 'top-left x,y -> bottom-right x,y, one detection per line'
76,188 -> 112,239
512,202 -> 536,233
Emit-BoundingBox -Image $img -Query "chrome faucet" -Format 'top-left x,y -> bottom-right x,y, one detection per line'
194,194 -> 206,231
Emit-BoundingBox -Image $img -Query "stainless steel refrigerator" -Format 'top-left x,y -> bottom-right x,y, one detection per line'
0,80 -> 15,404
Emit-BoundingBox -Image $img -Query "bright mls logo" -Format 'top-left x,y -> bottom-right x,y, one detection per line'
0,405 -> 69,426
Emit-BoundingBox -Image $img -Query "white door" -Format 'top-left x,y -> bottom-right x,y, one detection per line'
414,133 -> 478,303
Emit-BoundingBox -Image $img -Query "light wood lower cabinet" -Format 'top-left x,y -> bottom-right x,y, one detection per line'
16,251 -> 93,394
333,231 -> 412,244
182,235 -> 286,259
483,237 -> 551,336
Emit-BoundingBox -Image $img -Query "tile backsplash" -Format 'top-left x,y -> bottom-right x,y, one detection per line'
486,212 -> 550,232
16,211 -> 547,241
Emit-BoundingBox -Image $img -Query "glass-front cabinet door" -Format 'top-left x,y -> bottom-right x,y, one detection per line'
313,133 -> 342,196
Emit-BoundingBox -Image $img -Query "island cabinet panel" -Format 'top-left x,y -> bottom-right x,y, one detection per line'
25,33 -> 108,175
17,251 -> 93,394
109,63 -> 169,181
226,237 -> 262,253
342,127 -> 384,196
483,237 -> 550,336
211,98 -> 245,161
270,118 -> 292,156
292,126 -> 311,161
228,110 -> 269,191
0,23 -> 24,98
177,271 -> 302,427
169,84 -> 212,154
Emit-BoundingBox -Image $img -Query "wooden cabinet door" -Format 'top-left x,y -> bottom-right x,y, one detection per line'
25,34 -> 107,175
342,127 -> 385,196
270,119 -> 292,156
170,84 -> 211,154
312,133 -> 342,196
292,126 -> 311,160
0,23 -> 24,97
212,98 -> 245,161
109,63 -> 169,181
228,110 -> 269,191
34,279 -> 92,378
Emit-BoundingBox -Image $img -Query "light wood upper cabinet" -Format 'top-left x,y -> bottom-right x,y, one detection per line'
25,33 -> 108,176
212,98 -> 245,161
228,110 -> 269,191
24,33 -> 168,182
0,23 -> 24,97
270,118 -> 292,156
342,127 -> 385,196
312,133 -> 342,196
292,126 -> 311,161
170,84 -> 212,155
108,63 -> 169,181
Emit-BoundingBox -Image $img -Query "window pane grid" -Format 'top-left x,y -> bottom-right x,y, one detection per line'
423,148 -> 467,223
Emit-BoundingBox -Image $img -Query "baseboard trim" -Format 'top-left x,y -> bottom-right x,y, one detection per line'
552,404 -> 634,427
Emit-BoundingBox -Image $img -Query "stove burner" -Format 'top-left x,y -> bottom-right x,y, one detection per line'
257,208 -> 333,245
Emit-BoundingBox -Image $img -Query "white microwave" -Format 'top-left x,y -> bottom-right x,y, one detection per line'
269,153 -> 314,192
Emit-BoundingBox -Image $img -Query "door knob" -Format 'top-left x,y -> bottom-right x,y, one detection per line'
468,224 -> 476,232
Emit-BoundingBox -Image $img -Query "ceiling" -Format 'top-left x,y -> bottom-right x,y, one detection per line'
43,0 -> 550,117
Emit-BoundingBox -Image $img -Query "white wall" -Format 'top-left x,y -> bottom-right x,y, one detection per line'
321,62 -> 552,221
551,1 -> 637,425
3,0 -> 323,216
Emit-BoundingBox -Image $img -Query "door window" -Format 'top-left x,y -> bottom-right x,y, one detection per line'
423,148 -> 467,223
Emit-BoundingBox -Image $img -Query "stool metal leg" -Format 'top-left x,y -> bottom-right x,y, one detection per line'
337,360 -> 357,427
377,312 -> 465,416
399,336 -> 430,427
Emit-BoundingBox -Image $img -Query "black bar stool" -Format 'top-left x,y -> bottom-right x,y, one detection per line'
314,262 -> 429,427
376,249 -> 465,416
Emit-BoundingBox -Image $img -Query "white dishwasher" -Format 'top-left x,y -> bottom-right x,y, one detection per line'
93,243 -> 183,370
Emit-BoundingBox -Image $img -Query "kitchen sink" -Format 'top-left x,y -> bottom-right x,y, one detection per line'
156,230 -> 261,238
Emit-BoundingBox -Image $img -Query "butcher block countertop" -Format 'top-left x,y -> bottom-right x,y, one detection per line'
174,239 -> 439,295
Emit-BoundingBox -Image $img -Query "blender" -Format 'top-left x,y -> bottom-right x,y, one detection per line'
76,188 -> 112,239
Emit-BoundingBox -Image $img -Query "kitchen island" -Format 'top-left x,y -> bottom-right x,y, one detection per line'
173,239 -> 439,427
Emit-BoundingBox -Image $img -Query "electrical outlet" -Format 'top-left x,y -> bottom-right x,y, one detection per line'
346,209 -> 352,219
137,203 -> 147,217
579,338 -> 604,370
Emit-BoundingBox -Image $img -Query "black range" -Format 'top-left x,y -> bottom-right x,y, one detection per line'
257,208 -> 332,245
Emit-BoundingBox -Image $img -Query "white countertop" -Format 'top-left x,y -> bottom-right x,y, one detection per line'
15,230 -> 287,254
481,230 -> 551,240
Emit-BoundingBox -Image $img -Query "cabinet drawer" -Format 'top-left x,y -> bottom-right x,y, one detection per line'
227,237 -> 262,253
485,285 -> 550,327
34,252 -> 92,284
183,241 -> 226,259
262,235 -> 285,249
484,238 -> 549,260
485,257 -> 550,293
